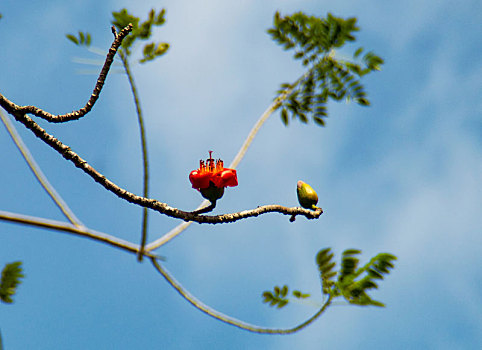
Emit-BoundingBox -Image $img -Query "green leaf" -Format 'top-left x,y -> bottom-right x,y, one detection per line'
316,248 -> 337,294
297,112 -> 308,123
294,51 -> 304,59
281,108 -> 289,126
292,290 -> 311,299
357,97 -> 370,106
313,116 -> 326,126
155,42 -> 169,55
339,249 -> 361,282
262,285 -> 290,309
139,42 -> 170,63
336,251 -> 397,307
112,8 -> 139,32
277,300 -> 288,308
143,42 -> 155,56
0,261 -> 24,304
155,9 -> 166,25
66,34 -> 79,45
66,32 -> 91,47
262,291 -> 273,303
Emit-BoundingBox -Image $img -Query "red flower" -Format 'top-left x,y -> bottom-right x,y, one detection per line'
189,151 -> 238,190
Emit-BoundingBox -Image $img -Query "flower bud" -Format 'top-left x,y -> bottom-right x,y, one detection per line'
297,180 -> 319,210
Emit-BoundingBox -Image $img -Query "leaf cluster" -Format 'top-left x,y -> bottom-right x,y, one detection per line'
66,31 -> 92,47
261,248 -> 396,311
262,285 -> 310,309
268,12 -> 384,126
0,262 -> 24,304
112,8 -> 169,62
317,248 -> 397,307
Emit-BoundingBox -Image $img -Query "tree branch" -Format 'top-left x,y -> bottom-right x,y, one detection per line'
118,50 -> 151,262
151,258 -> 333,334
0,210 -> 161,258
0,22 -> 322,229
0,24 -> 133,123
0,104 -> 323,224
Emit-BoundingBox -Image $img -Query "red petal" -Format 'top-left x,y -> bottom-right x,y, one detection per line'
189,170 -> 212,189
219,169 -> 238,187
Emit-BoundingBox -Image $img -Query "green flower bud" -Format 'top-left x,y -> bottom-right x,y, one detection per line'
297,180 -> 319,210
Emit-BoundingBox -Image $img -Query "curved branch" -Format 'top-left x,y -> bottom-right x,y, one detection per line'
0,210 -> 161,258
0,24 -> 133,123
151,258 -> 333,334
0,107 -> 323,224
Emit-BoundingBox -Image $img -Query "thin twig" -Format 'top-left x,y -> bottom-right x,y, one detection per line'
151,258 -> 332,334
146,220 -> 194,251
118,50 -> 150,262
0,24 -> 133,123
0,210 -> 161,258
0,110 -> 83,227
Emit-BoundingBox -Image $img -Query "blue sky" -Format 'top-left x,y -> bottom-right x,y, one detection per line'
1,0 -> 481,349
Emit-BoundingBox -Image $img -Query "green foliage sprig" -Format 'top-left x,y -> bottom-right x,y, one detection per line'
262,285 -> 311,309
112,8 -> 169,62
262,248 -> 396,310
268,12 -> 384,126
262,285 -> 289,308
334,249 -> 397,307
66,31 -> 92,47
66,8 -> 169,65
0,261 -> 24,304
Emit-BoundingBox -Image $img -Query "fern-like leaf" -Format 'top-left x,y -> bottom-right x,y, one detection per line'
111,8 -> 168,57
66,31 -> 92,47
262,285 -> 290,309
268,12 -> 383,127
339,249 -> 361,283
0,261 -> 24,304
316,248 -> 337,295
337,251 -> 397,307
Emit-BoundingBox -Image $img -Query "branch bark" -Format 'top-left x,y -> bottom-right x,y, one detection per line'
1,100 -> 323,224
